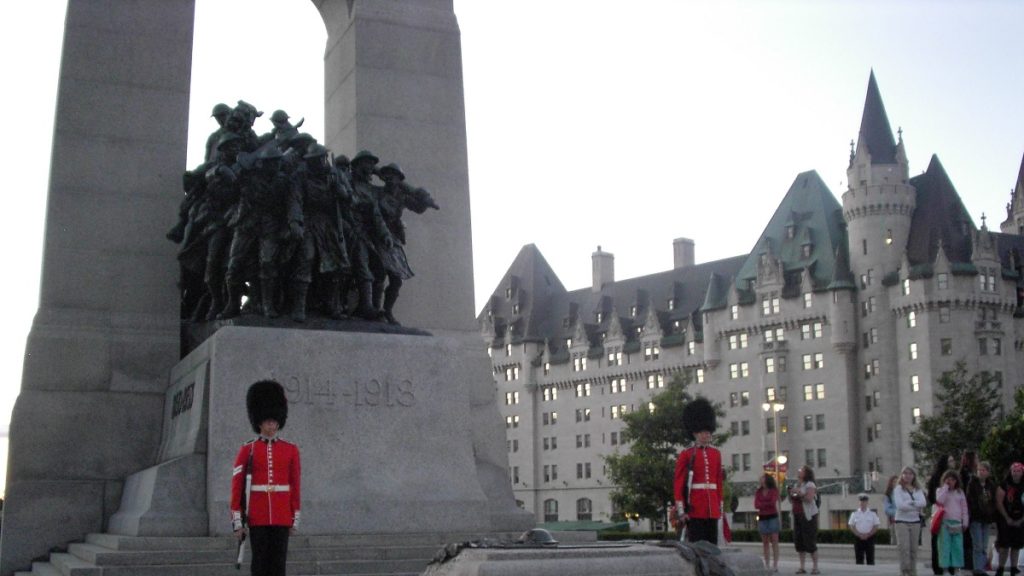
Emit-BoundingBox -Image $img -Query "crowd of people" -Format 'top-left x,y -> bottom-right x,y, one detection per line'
169,101 -> 439,326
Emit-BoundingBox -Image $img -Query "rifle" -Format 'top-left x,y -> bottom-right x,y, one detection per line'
236,445 -> 254,570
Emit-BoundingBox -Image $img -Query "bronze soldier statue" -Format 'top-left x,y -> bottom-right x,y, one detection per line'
218,146 -> 303,320
345,151 -> 394,321
289,144 -> 351,322
374,163 -> 439,325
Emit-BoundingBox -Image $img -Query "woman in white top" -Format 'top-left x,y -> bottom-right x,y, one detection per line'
893,465 -> 929,576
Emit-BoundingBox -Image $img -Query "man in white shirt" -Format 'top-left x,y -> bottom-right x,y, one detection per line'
849,493 -> 881,565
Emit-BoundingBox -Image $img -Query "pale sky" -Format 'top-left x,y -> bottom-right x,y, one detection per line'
0,0 -> 1021,497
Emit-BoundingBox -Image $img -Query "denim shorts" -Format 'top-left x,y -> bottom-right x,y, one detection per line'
758,515 -> 781,535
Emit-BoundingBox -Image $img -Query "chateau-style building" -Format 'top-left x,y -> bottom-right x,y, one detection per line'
478,73 -> 1024,529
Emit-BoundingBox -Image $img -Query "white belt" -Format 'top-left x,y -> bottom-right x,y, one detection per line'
691,483 -> 717,490
250,484 -> 290,492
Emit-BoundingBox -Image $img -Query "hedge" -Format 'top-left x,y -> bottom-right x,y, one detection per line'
598,529 -> 893,545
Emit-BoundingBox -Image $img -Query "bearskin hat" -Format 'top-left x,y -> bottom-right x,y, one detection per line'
246,380 -> 288,433
682,396 -> 717,440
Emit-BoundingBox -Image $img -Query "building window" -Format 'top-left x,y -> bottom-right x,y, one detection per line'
804,385 -> 814,401
802,353 -> 824,370
765,357 -> 776,373
505,343 -> 512,356
506,415 -> 519,429
804,415 -> 814,431
870,328 -> 878,344
511,466 -> 520,484
993,338 -> 1002,356
611,404 -> 628,419
505,391 -> 520,405
803,292 -> 813,309
907,311 -> 917,328
667,298 -> 675,311
912,407 -> 922,425
607,350 -> 622,366
695,368 -> 705,384
815,384 -> 825,400
543,362 -> 551,374
909,342 -> 918,360
732,454 -> 740,471
687,341 -> 696,355
762,294 -> 781,316
874,422 -> 882,439
543,499 -> 558,522
817,449 -> 827,468
886,229 -> 893,245
801,322 -> 823,340
575,408 -> 590,423
729,362 -> 749,378
806,449 -> 815,467
741,391 -> 750,406
902,279 -> 911,296
572,356 -> 587,372
741,420 -> 750,435
816,414 -> 825,430
742,453 -> 751,471
576,498 -> 593,521
543,387 -> 558,401
643,344 -> 661,361
610,431 -> 619,446
648,402 -> 656,414
730,392 -> 739,407
730,305 -> 739,320
766,418 -> 775,434
728,333 -> 749,350
937,273 -> 949,290
576,383 -> 592,397
766,387 -> 777,402
979,337 -> 988,356
764,327 -> 785,343
779,417 -> 789,434
646,374 -> 664,389
910,374 -> 919,392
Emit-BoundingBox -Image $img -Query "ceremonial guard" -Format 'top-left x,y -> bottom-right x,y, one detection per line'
673,397 -> 724,544
231,380 -> 302,576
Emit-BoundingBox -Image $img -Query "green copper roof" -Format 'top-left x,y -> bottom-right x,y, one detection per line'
734,170 -> 847,292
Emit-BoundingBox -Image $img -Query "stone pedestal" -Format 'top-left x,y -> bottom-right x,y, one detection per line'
108,326 -> 531,537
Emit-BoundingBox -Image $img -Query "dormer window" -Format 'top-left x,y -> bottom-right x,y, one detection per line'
505,287 -> 512,299
512,303 -> 520,314
565,338 -> 572,348
630,305 -> 638,317
885,229 -> 893,245
760,253 -> 769,266
596,312 -> 603,323
801,244 -> 812,258
667,298 -> 675,310
786,225 -> 796,239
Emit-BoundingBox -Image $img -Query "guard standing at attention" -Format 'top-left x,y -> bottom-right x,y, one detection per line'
231,380 -> 301,576
673,397 -> 724,544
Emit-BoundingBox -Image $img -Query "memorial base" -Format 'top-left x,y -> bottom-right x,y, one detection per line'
110,326 -> 532,537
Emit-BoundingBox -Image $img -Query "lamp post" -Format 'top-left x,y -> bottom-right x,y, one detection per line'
762,402 -> 787,480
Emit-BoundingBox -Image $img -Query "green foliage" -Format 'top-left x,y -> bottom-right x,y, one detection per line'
981,387 -> 1024,479
603,373 -> 729,525
909,362 -> 1001,469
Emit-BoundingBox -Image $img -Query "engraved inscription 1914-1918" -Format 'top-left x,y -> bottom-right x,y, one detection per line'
281,375 -> 415,408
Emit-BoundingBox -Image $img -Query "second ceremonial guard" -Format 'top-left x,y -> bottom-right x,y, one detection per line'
674,397 -> 725,545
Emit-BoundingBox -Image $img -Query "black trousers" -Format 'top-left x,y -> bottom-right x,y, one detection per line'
854,535 -> 876,565
249,525 -> 290,576
686,518 -> 718,545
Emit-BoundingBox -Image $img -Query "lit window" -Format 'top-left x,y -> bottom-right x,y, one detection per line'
902,279 -> 911,296
910,375 -> 919,392
667,298 -> 675,310
907,311 -> 916,328
803,293 -> 813,309
543,362 -> 551,374
741,391 -> 750,406
912,407 -> 922,425
607,351 -> 622,366
730,305 -> 739,320
648,402 -> 656,414
687,341 -> 696,355
803,385 -> 813,401
505,343 -> 512,356
937,273 -> 949,290
909,342 -> 918,360
695,368 -> 705,384
729,392 -> 739,407
766,387 -> 776,402
643,345 -> 660,361
816,384 -> 825,400
765,357 -> 776,373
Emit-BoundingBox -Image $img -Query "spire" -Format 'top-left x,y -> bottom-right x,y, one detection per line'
856,70 -> 898,165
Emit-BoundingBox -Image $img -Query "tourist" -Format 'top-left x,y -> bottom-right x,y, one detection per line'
961,451 -> 979,572
936,469 -> 969,574
994,462 -> 1024,576
231,380 -> 302,576
789,465 -> 819,574
885,475 -> 900,544
967,461 -> 998,576
754,473 -> 781,572
929,455 -> 958,575
894,465 -> 928,576
849,493 -> 881,565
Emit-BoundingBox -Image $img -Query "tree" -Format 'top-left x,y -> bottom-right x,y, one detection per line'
604,373 -> 728,525
909,361 -> 1001,469
981,387 -> 1024,479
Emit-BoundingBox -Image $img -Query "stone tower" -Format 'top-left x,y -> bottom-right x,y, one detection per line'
842,71 -> 917,475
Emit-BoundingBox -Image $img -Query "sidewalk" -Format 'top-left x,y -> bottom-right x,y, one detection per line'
729,542 -> 902,575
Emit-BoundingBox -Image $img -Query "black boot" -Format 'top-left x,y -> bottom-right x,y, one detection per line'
290,282 -> 309,323
382,278 -> 402,325
261,278 -> 279,318
353,281 -> 380,321
216,282 -> 243,320
326,276 -> 347,319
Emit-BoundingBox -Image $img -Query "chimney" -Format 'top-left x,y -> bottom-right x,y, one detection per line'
592,246 -> 614,292
673,238 -> 695,269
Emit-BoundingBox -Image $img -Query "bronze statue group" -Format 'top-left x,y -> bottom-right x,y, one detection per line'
169,101 -> 439,326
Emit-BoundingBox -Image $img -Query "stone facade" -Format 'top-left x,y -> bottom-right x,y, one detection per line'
478,73 -> 1024,529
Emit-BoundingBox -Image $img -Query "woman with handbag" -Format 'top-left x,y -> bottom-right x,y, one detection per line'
789,465 -> 819,575
935,469 -> 969,574
895,465 -> 929,576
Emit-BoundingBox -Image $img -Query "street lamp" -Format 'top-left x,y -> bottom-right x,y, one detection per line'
762,402 -> 787,477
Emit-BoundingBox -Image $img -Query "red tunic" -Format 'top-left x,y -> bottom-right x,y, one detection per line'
674,444 -> 724,520
230,437 -> 301,528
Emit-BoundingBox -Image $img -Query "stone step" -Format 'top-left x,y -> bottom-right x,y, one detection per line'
85,532 -> 516,552
69,541 -> 438,566
28,563 -> 61,576
47,554 -> 99,576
